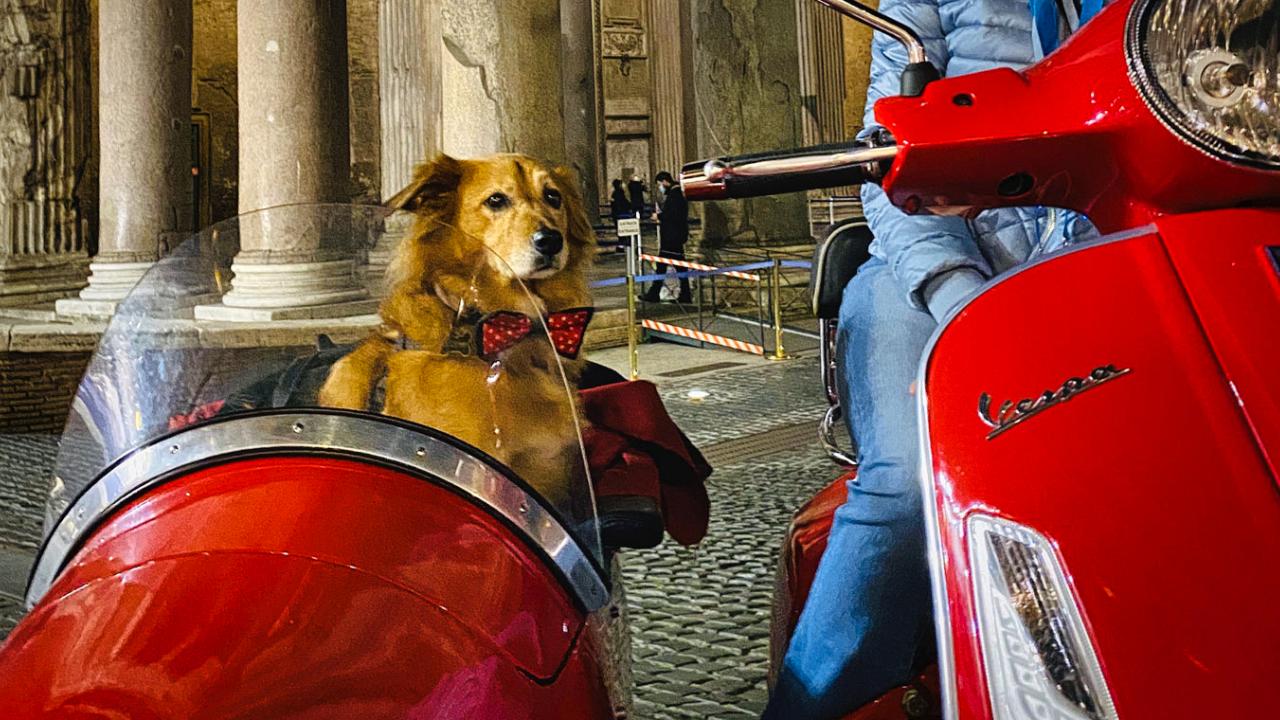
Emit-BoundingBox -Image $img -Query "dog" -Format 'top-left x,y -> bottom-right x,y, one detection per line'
318,153 -> 595,508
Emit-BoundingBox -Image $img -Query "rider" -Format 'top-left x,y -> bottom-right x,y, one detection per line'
764,0 -> 1103,716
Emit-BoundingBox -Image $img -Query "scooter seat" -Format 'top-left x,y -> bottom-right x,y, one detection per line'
810,220 -> 874,319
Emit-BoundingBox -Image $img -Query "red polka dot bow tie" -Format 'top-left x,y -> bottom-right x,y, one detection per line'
477,307 -> 594,359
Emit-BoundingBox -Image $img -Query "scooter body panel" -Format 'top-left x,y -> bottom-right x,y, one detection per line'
0,456 -> 615,718
922,215 -> 1280,718
1158,209 -> 1280,482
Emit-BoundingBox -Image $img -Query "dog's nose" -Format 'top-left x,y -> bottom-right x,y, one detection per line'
532,228 -> 563,257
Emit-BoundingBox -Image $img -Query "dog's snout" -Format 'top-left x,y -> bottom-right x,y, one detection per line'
532,228 -> 564,257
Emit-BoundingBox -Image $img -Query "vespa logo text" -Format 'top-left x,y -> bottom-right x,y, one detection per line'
978,364 -> 1131,440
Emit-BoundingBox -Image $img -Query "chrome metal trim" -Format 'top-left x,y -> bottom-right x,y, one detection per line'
1123,0 -> 1280,172
818,319 -> 858,467
914,224 -> 1159,719
681,146 -> 897,201
814,0 -> 928,65
820,405 -> 858,468
27,412 -> 610,612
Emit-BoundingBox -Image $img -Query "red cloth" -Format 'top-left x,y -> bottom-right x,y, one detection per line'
579,380 -> 712,546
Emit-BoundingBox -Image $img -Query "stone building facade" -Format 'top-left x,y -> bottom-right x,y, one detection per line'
1,0 -> 874,313
0,0 -> 880,431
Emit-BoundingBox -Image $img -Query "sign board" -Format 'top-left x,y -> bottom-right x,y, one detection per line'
616,217 -> 641,236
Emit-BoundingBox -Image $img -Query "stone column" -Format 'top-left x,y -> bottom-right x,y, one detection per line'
689,0 -> 809,246
647,0 -> 695,181
56,1 -> 191,316
197,0 -> 373,320
367,0 -> 442,293
561,0 -> 601,207
797,0 -> 846,146
440,0 -> 565,163
1,0 -> 92,309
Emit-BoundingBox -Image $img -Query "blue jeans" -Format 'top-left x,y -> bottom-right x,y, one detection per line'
763,257 -> 936,719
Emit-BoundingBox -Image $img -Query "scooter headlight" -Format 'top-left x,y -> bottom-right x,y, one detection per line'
968,514 -> 1118,720
1126,0 -> 1280,170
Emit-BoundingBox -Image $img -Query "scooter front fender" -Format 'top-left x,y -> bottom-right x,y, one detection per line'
919,212 -> 1280,718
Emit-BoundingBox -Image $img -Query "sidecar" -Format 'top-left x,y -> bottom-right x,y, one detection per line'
0,204 -> 708,719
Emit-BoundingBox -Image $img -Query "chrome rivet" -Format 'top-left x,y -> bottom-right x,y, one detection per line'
415,446 -> 427,457
169,444 -> 179,454
518,502 -> 529,514
292,422 -> 305,433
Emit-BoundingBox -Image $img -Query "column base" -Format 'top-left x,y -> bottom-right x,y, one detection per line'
55,260 -> 155,319
0,254 -> 89,308
193,300 -> 380,322
194,257 -> 376,322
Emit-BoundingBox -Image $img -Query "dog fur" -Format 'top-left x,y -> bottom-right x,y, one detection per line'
318,153 -> 595,508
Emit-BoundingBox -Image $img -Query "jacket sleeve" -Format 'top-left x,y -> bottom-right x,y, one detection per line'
858,0 -> 993,311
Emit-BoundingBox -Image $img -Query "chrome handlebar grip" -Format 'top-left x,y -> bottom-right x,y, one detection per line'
681,143 -> 898,201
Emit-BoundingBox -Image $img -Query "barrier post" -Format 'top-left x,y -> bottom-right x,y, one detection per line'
770,256 -> 786,361
620,215 -> 642,379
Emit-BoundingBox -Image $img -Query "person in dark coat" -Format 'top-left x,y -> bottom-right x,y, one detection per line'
610,179 -> 631,219
627,176 -> 647,215
641,171 -> 691,303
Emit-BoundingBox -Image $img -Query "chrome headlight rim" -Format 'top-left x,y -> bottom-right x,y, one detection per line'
1124,0 -> 1280,172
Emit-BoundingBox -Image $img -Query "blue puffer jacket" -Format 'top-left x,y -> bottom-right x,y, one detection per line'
860,0 -> 1099,319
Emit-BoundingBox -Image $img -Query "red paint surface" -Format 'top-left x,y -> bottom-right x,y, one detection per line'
1158,209 -> 1280,482
770,472 -> 849,672
0,457 -> 614,718
924,228 -> 1280,718
873,0 -> 1279,233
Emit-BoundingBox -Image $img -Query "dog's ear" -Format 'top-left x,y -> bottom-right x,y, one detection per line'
387,154 -> 463,215
551,165 -> 596,253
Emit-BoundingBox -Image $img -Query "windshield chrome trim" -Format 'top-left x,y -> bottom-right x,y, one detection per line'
27,411 -> 609,612
915,224 -> 1158,718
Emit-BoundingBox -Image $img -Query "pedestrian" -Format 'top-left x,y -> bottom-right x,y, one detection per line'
610,179 -> 631,219
627,175 -> 647,216
763,0 -> 1103,717
642,171 -> 691,304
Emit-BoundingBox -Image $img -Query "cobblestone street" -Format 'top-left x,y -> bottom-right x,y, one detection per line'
0,351 -> 841,718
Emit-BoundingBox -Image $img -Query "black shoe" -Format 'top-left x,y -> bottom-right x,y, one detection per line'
676,294 -> 693,304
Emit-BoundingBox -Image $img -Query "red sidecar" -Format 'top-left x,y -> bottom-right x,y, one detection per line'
0,204 -> 713,719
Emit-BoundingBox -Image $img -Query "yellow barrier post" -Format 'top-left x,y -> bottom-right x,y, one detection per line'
770,256 -> 787,361
625,221 -> 640,379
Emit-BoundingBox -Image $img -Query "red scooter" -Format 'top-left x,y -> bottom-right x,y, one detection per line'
0,204 -> 712,718
685,0 -> 1280,717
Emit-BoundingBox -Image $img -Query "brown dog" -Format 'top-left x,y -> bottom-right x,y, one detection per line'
318,153 -> 595,508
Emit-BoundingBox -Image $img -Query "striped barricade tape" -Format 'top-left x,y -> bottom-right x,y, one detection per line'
641,319 -> 765,356
639,254 -> 761,282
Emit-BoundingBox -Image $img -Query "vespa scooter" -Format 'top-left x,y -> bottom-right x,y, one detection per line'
685,0 -> 1280,717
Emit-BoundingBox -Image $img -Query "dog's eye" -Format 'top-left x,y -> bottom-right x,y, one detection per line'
485,192 -> 510,210
543,188 -> 562,209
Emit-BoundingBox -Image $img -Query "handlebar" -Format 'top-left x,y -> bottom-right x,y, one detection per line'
681,141 -> 899,201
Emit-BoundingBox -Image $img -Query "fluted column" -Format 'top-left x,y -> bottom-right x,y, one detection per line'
56,0 -> 191,316
366,0 -> 443,293
561,0 -> 601,206
797,0 -> 846,146
647,0 -> 694,182
440,0 -> 564,162
197,0 -> 372,320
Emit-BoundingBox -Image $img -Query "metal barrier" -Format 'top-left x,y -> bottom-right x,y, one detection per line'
590,237 -> 814,376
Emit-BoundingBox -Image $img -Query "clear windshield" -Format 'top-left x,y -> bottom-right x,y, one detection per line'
47,202 -> 600,563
